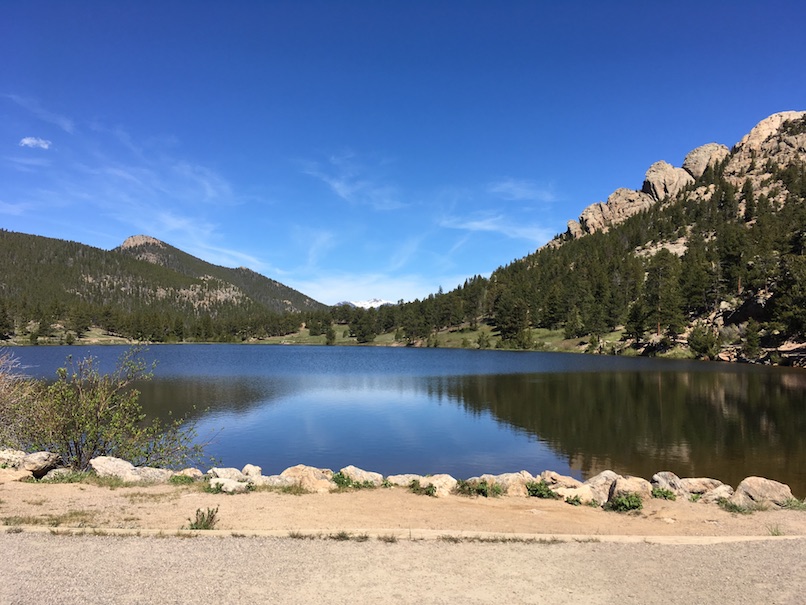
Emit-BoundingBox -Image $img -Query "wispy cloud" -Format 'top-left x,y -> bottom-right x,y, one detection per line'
487,178 -> 556,203
440,213 -> 553,244
301,152 -> 405,211
19,137 -> 52,150
4,94 -> 75,133
0,200 -> 30,216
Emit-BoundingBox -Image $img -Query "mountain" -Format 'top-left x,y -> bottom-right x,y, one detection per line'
0,231 -> 324,343
336,298 -> 395,309
115,235 -> 323,314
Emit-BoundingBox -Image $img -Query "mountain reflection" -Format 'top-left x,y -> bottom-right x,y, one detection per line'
427,369 -> 806,494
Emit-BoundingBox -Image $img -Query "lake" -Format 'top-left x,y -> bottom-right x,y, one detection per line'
11,344 -> 806,496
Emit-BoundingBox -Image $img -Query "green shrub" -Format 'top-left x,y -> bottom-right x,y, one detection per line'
332,471 -> 375,490
0,348 -> 207,471
565,495 -> 582,506
651,487 -> 676,501
604,492 -> 643,512
717,498 -> 754,514
525,480 -> 561,499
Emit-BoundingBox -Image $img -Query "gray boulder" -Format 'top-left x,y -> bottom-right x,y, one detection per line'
89,456 -> 142,482
386,473 -> 423,487
583,470 -> 621,504
242,464 -> 262,478
249,474 -> 296,488
700,484 -> 734,504
22,451 -> 61,478
729,476 -> 794,509
0,449 -> 27,469
539,470 -> 582,489
135,467 -> 174,483
207,467 -> 247,482
280,464 -> 335,493
679,477 -> 725,495
417,474 -> 457,498
609,475 -> 653,503
210,477 -> 250,494
651,471 -> 686,497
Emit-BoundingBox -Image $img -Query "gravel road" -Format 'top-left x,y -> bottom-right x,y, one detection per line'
3,533 -> 804,605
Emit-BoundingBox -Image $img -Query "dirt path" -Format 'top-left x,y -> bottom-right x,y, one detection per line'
2,481 -> 806,604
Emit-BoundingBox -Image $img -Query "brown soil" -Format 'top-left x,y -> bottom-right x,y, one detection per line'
2,479 -> 805,541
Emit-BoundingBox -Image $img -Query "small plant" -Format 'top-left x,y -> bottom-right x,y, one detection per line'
651,487 -> 676,501
329,531 -> 351,541
187,506 -> 219,530
202,480 -> 223,494
767,524 -> 783,536
378,534 -> 398,543
409,479 -> 437,497
689,493 -> 702,503
525,480 -> 561,499
604,492 -> 643,513
565,495 -> 582,506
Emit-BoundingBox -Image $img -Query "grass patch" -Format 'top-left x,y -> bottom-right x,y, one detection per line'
169,474 -> 196,486
604,493 -> 643,513
2,509 -> 95,527
438,534 -> 565,545
6,526 -> 23,534
455,479 -> 504,498
378,534 -> 398,543
781,498 -> 806,511
525,480 -> 561,499
716,498 -> 755,514
186,506 -> 219,530
123,491 -> 179,504
651,487 -> 677,501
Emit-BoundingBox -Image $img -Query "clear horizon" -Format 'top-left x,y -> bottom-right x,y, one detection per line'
3,1 -> 805,305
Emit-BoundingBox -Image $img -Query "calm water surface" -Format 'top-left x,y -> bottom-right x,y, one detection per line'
14,344 -> 806,495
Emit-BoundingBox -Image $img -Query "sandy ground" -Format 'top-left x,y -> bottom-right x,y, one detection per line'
2,480 -> 806,604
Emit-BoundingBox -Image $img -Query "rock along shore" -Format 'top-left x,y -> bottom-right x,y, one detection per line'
0,449 -> 799,511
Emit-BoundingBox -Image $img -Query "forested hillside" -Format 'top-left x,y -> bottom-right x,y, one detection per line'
336,111 -> 806,364
0,231 -> 324,343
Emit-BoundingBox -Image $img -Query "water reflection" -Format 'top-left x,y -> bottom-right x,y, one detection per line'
430,370 -> 806,494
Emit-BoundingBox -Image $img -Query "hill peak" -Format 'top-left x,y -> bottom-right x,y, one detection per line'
120,235 -> 166,249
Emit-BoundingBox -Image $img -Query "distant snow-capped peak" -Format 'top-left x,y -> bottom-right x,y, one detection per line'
339,298 -> 395,309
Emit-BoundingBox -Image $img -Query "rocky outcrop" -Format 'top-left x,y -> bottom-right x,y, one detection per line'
682,143 -> 729,179
583,470 -> 620,504
566,188 -> 655,238
0,449 -> 27,469
386,473 -> 422,487
642,161 -> 695,202
207,467 -> 247,482
416,474 -> 457,498
539,470 -> 583,489
89,456 -> 143,482
651,471 -> 687,497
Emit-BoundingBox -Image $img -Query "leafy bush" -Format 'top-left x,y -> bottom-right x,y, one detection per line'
525,480 -> 561,499
565,495 -> 582,506
651,487 -> 676,501
0,348 -> 206,471
332,471 -> 375,490
604,492 -> 643,512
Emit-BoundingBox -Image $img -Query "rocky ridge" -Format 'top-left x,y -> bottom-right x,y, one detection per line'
554,110 -> 805,246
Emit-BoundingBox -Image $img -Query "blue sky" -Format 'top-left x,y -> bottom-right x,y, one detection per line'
2,1 -> 805,305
